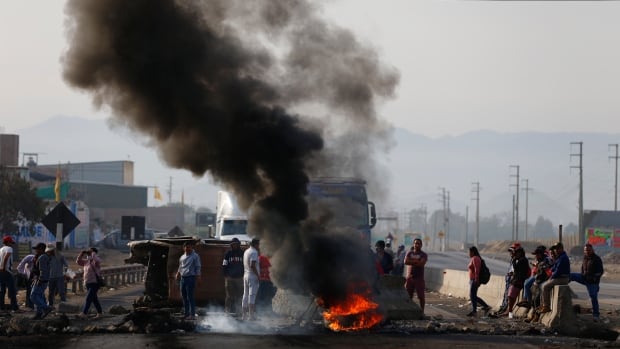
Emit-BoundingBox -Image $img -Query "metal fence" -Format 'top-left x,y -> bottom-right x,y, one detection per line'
68,264 -> 146,293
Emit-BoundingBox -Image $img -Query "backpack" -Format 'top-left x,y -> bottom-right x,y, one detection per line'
479,258 -> 491,285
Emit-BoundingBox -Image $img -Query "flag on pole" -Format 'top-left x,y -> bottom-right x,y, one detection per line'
154,187 -> 163,201
54,164 -> 61,202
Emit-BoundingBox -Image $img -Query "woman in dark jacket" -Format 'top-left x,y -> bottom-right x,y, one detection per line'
506,247 -> 530,318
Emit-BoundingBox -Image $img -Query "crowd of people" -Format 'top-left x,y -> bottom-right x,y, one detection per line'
372,236 -> 605,322
0,236 -> 103,320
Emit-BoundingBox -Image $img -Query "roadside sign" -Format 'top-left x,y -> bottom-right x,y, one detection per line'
41,202 -> 81,239
437,231 -> 445,238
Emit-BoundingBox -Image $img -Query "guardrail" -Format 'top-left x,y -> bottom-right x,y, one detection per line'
68,264 -> 147,293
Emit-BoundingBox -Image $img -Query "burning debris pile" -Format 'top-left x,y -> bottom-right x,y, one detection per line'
318,282 -> 383,332
62,0 -> 398,328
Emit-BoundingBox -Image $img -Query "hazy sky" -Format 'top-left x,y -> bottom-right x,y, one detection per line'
2,0 -> 620,138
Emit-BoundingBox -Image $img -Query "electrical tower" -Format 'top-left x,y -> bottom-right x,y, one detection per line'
570,142 -> 584,246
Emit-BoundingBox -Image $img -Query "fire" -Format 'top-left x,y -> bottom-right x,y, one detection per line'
320,288 -> 383,332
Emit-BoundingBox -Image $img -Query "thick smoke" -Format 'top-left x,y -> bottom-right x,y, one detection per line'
63,0 -> 398,304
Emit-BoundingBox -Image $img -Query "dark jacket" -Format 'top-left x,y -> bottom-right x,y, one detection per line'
222,249 -> 244,278
581,253 -> 604,284
534,256 -> 553,283
511,255 -> 530,288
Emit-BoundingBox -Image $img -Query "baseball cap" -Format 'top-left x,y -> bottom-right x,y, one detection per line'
532,245 -> 546,255
33,242 -> 46,250
508,242 -> 521,251
2,236 -> 15,244
230,238 -> 241,245
45,243 -> 56,253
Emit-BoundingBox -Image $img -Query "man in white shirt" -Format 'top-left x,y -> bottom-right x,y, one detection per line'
0,236 -> 19,312
242,238 -> 260,321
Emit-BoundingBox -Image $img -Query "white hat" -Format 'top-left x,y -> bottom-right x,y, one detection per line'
45,243 -> 55,253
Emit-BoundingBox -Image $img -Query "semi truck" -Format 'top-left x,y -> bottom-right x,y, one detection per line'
214,190 -> 251,242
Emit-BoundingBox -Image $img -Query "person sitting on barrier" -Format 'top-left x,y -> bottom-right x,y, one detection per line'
518,245 -> 552,310
466,246 -> 491,317
76,247 -> 104,319
569,243 -> 604,321
506,246 -> 530,319
538,242 -> 570,314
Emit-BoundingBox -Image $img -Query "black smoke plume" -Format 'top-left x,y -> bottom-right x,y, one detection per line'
63,0 -> 398,304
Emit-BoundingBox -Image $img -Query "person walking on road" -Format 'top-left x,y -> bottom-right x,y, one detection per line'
76,247 -> 104,318
404,238 -> 427,313
242,238 -> 260,321
539,242 -> 570,314
569,243 -> 604,321
467,246 -> 491,317
0,236 -> 19,312
175,241 -> 201,320
222,238 -> 244,316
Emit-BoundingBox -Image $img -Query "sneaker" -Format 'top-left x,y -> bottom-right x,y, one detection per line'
537,306 -> 551,314
77,313 -> 88,319
94,313 -> 103,319
41,307 -> 53,319
508,312 -> 514,319
466,311 -> 477,317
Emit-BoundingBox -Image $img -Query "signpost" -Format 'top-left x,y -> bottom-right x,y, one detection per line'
41,202 -> 81,250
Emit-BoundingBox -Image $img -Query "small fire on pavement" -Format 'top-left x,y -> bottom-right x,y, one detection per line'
318,283 -> 383,332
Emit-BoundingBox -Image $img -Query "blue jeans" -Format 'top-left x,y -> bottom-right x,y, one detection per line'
570,272 -> 600,318
180,276 -> 196,317
82,283 -> 102,314
30,280 -> 50,315
469,280 -> 489,312
0,271 -> 18,311
522,275 -> 536,302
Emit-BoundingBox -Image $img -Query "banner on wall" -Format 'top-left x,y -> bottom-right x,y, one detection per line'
585,227 -> 620,248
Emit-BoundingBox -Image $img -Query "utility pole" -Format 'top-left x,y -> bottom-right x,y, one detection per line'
521,179 -> 533,241
447,190 -> 451,250
464,205 -> 469,250
609,144 -> 619,211
471,182 -> 480,247
438,187 -> 447,252
511,194 -> 516,241
421,204 -> 428,238
167,176 -> 173,204
570,142 -> 584,246
509,165 -> 520,241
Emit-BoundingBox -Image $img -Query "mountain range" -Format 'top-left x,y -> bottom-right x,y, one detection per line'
15,115 -> 620,229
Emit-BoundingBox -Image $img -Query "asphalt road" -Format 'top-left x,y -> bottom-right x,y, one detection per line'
427,251 -> 620,307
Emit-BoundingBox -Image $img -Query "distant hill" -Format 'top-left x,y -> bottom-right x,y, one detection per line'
16,116 -> 620,228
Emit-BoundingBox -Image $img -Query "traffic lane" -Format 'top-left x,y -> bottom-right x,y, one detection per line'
0,332 -> 576,349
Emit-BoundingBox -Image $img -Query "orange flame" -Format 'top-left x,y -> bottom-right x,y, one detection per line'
321,292 -> 383,332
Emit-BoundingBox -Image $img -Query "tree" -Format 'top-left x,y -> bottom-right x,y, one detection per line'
0,167 -> 46,234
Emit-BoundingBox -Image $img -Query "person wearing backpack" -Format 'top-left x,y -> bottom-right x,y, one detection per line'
569,243 -> 604,321
466,246 -> 491,317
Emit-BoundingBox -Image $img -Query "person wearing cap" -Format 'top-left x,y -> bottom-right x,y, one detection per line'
242,238 -> 260,321
493,242 -> 520,317
47,244 -> 68,307
222,238 -> 244,316
76,247 -> 104,319
569,243 -> 604,321
518,245 -> 553,310
175,241 -> 201,320
0,236 -> 19,312
16,242 -> 46,310
30,243 -> 53,319
539,242 -> 570,314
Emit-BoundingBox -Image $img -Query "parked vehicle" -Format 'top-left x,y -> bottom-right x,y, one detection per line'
95,228 -> 159,252
215,191 -> 251,242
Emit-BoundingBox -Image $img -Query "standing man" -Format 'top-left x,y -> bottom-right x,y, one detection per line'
539,242 -> 570,314
175,241 -> 201,320
222,238 -> 244,316
570,243 -> 604,321
242,238 -> 260,321
391,244 -> 406,276
17,243 -> 46,311
0,236 -> 19,312
47,244 -> 68,307
404,238 -> 428,313
31,244 -> 53,319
